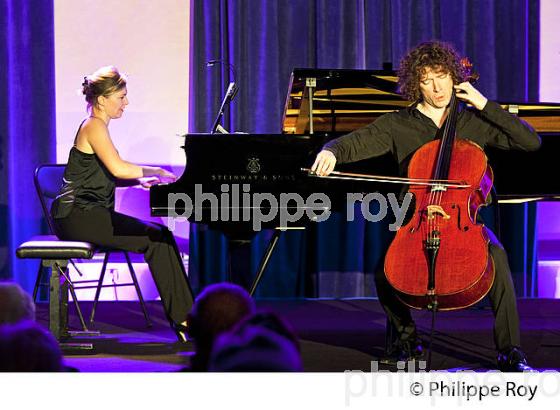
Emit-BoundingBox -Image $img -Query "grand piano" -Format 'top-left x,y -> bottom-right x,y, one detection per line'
150,68 -> 560,293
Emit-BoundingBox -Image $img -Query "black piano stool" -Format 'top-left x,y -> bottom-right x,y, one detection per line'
16,237 -> 100,350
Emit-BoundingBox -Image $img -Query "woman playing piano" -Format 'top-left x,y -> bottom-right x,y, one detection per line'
51,66 -> 193,342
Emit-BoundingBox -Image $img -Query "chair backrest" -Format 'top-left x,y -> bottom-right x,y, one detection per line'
34,164 -> 67,234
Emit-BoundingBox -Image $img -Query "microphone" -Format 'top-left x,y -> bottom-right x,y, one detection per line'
207,59 -> 239,102
206,59 -> 237,83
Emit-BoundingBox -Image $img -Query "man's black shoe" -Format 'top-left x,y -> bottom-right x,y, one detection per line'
497,347 -> 534,372
379,339 -> 423,365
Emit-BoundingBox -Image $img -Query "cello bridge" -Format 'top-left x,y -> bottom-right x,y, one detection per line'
426,205 -> 451,220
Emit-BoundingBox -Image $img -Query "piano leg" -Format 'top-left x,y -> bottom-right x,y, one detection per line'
225,227 -> 304,296
249,229 -> 283,296
227,238 -> 253,290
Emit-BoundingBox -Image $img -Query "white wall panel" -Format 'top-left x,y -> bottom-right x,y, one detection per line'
54,0 -> 190,166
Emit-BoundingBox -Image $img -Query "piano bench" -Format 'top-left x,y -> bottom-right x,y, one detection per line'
16,237 -> 98,350
16,236 -> 95,260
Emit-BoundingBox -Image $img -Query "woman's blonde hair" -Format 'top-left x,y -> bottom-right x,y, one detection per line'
81,66 -> 127,110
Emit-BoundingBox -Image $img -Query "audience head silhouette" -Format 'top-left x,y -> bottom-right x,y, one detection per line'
187,283 -> 256,371
0,281 -> 35,325
208,312 -> 303,372
0,320 -> 63,372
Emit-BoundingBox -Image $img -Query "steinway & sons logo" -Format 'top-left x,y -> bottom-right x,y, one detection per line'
247,157 -> 261,173
209,155 -> 297,182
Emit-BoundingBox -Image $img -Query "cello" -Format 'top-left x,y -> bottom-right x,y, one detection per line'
384,60 -> 495,312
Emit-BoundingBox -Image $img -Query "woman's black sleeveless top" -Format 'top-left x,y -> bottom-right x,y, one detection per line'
51,121 -> 115,219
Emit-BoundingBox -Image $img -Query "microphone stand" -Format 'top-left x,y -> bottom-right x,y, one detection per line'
207,60 -> 238,134
210,81 -> 238,134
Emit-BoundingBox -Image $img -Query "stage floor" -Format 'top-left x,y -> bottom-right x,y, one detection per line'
35,298 -> 560,372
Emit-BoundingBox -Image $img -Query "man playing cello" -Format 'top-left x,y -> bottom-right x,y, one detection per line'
312,41 -> 538,372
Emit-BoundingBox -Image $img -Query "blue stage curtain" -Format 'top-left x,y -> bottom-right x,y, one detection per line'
0,1 -> 56,290
189,0 -> 539,298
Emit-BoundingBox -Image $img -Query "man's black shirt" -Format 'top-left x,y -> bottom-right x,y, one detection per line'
324,100 -> 540,173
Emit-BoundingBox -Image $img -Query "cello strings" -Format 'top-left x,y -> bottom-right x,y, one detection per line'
426,89 -> 458,287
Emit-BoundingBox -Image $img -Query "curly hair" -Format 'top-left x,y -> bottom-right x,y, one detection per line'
397,41 -> 467,102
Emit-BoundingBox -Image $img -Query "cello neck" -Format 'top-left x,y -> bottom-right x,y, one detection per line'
433,90 -> 461,182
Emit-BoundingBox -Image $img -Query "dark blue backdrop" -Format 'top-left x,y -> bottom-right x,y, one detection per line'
188,0 -> 540,298
0,0 -> 56,290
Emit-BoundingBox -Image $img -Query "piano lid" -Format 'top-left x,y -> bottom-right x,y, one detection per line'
281,68 -> 560,134
498,103 -> 560,134
281,68 -> 410,134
